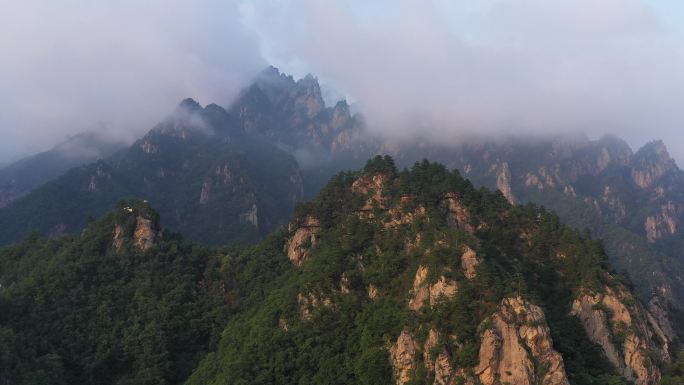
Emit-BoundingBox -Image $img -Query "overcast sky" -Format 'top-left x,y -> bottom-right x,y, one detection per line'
2,0 -> 684,163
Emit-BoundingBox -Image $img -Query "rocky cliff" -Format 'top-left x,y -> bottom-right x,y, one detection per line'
475,297 -> 570,385
571,283 -> 675,385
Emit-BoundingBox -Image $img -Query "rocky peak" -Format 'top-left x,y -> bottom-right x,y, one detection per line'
330,100 -> 352,131
290,74 -> 325,119
255,66 -> 296,97
476,297 -> 570,385
112,200 -> 160,252
631,140 -> 677,189
176,98 -> 203,114
597,135 -> 633,163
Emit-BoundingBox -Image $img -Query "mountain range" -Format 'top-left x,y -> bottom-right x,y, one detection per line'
2,66 -> 684,384
1,158 -> 682,385
2,67 -> 684,308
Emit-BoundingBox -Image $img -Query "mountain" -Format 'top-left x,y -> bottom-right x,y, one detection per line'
0,99 -> 304,245
366,135 -> 684,307
2,66 -> 684,312
0,67 -> 368,246
229,66 -> 366,155
0,200 -> 230,384
0,129 -> 126,208
2,158 -> 680,385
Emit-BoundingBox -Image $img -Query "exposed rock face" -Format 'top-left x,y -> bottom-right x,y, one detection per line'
461,246 -> 479,279
133,216 -> 157,251
368,284 -> 379,300
441,193 -> 474,232
386,204 -> 427,228
286,216 -> 320,266
601,186 -> 627,221
475,297 -> 570,385
423,329 -> 455,385
644,202 -> 678,242
390,330 -> 419,385
297,292 -> 333,321
408,265 -> 457,311
113,224 -> 125,250
409,266 -> 430,311
646,296 -> 676,348
631,141 -> 675,189
352,172 -> 391,211
113,208 -> 159,252
87,162 -> 112,193
140,138 -> 158,154
240,203 -> 259,228
495,162 -> 517,205
571,286 -> 669,385
199,179 -> 212,204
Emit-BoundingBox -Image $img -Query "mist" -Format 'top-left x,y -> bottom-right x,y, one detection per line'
0,0 -> 265,162
3,0 -> 684,163
244,0 -> 684,161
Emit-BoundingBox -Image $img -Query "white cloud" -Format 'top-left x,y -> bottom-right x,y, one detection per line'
244,0 -> 684,159
2,0 -> 684,163
0,0 -> 265,161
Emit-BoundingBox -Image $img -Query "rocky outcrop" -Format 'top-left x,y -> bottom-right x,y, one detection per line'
408,265 -> 458,311
475,297 -> 569,385
571,286 -> 669,385
644,202 -> 678,242
368,284 -> 379,300
646,296 -> 676,348
631,141 -> 676,189
390,330 -> 419,385
460,246 -> 479,279
286,216 -> 320,266
422,329 -> 456,385
386,204 -> 428,228
113,206 -> 159,252
495,162 -> 517,205
133,216 -> 157,251
441,193 -> 474,232
352,172 -> 391,212
297,292 -> 333,321
240,203 -> 259,228
199,180 -> 212,204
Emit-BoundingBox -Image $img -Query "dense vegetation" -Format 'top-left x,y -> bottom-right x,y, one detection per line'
188,156 -> 641,385
0,200 -> 230,384
1,157 -> 678,385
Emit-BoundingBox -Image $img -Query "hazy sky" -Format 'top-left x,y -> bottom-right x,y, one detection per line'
2,0 -> 684,163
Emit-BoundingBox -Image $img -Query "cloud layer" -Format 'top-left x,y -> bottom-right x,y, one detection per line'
245,0 -> 684,159
2,0 -> 684,162
0,0 -> 264,161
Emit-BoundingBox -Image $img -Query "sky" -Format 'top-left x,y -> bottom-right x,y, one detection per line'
2,0 -> 684,163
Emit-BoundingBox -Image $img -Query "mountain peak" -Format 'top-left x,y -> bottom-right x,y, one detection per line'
631,140 -> 677,189
634,140 -> 676,169
637,140 -> 670,159
176,98 -> 203,113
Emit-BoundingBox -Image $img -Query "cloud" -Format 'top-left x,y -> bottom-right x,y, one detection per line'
0,0 -> 265,162
3,0 -> 684,164
244,0 -> 684,160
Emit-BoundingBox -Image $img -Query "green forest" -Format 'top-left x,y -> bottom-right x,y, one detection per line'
1,157 -> 681,385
